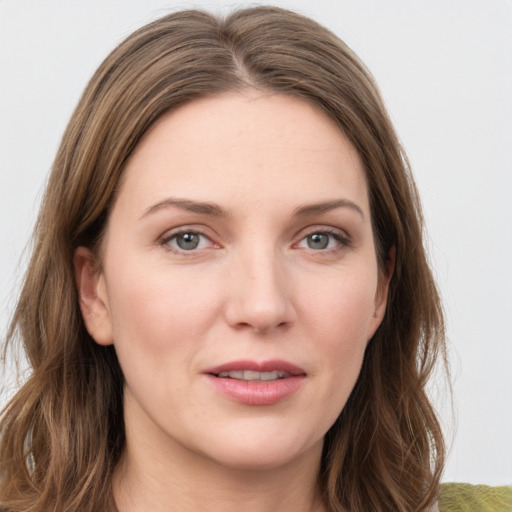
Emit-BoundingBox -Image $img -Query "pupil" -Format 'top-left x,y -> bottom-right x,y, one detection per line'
177,233 -> 199,250
308,233 -> 329,250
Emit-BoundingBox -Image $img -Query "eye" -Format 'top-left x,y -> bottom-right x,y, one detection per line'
296,230 -> 348,251
163,230 -> 213,252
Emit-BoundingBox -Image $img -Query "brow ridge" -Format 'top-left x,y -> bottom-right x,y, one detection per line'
293,199 -> 365,219
141,197 -> 365,220
141,198 -> 228,219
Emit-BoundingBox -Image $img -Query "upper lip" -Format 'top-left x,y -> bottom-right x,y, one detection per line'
203,360 -> 306,376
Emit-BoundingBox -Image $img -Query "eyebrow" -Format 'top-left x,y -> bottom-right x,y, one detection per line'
140,197 -> 365,220
140,198 -> 228,219
293,199 -> 365,220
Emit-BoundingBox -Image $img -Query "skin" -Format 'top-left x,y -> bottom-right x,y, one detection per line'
75,91 -> 392,512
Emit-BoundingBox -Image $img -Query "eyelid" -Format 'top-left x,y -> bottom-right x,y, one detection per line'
157,224 -> 351,255
159,226 -> 220,254
293,226 -> 352,251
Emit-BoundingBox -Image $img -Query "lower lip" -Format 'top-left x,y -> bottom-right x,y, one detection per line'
205,375 -> 305,405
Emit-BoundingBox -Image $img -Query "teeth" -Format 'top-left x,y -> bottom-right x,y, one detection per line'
218,370 -> 244,380
217,370 -> 288,381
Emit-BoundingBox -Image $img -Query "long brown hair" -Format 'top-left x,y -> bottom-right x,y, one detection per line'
1,7 -> 446,511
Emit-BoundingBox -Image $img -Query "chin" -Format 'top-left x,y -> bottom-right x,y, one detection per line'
209,449 -> 309,472
196,428 -> 323,472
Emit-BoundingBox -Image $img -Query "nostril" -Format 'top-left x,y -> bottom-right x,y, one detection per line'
223,265 -> 296,332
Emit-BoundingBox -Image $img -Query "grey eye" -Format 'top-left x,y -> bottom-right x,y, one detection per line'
163,230 -> 216,254
175,232 -> 201,250
307,233 -> 330,250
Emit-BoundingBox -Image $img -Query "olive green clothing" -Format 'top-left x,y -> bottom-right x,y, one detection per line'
439,483 -> 512,511
74,481 -> 512,511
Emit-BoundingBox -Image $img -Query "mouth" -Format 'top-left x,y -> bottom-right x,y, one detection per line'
216,370 -> 290,381
203,360 -> 306,405
204,359 -> 306,380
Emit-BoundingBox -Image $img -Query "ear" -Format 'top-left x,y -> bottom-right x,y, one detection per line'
367,246 -> 395,340
74,246 -> 114,346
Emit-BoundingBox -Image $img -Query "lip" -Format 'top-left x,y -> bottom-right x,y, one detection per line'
204,359 -> 306,376
203,359 -> 306,406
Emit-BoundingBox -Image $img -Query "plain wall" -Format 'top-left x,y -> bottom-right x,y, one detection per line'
1,0 -> 511,485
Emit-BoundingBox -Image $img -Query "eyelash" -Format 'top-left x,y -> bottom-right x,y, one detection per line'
159,227 -> 351,255
295,228 -> 351,253
160,229 -> 217,255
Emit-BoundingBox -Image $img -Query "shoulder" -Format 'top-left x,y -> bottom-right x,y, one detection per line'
439,482 -> 512,511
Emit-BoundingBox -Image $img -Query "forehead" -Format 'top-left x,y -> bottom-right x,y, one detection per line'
116,92 -> 369,217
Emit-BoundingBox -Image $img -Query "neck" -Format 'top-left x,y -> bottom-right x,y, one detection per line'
112,451 -> 326,512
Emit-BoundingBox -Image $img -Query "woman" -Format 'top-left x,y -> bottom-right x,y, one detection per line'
1,6 -> 510,512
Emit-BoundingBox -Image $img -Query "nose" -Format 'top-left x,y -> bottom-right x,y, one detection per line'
224,247 -> 295,334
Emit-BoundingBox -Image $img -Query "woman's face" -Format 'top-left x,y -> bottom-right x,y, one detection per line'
77,92 -> 390,470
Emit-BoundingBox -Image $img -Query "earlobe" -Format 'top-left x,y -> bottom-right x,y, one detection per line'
74,246 -> 114,346
367,246 -> 396,339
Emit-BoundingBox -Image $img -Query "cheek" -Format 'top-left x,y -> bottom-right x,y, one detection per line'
300,268 -> 377,342
299,270 -> 377,408
104,259 -> 223,372
103,262 -> 226,422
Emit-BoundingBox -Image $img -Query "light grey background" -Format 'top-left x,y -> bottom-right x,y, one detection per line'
1,0 -> 511,485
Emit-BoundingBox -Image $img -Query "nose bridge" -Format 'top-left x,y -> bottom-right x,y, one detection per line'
225,239 -> 293,332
